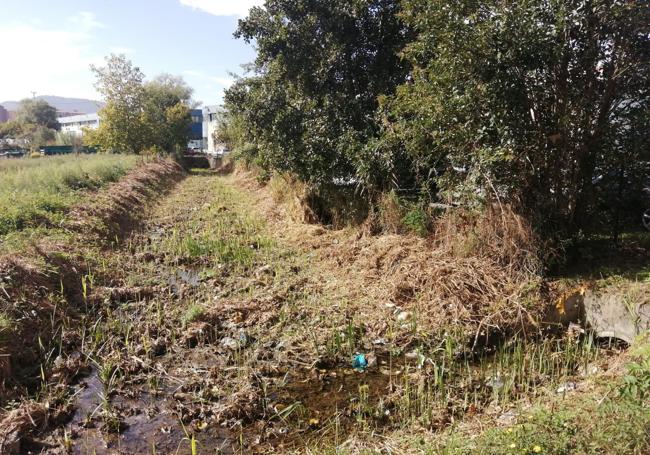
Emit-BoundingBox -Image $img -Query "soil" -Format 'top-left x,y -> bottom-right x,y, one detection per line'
0,166 -> 640,454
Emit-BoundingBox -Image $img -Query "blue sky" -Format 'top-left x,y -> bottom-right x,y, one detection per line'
0,0 -> 262,106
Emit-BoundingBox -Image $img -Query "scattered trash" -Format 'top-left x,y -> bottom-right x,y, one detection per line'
366,353 -> 377,368
497,410 -> 518,425
397,311 -> 413,323
352,354 -> 368,372
255,265 -> 273,276
372,338 -> 387,346
579,364 -> 599,376
486,375 -> 505,389
556,382 -> 576,394
567,322 -> 585,338
380,367 -> 402,376
405,350 -> 419,360
238,329 -> 249,346
220,337 -> 239,350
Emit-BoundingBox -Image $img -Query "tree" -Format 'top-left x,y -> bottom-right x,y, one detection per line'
224,0 -> 649,247
17,99 -> 60,131
0,120 -> 25,140
90,54 -> 147,154
1,100 -> 60,150
89,55 -> 194,154
382,0 -> 650,240
142,74 -> 194,152
224,0 -> 412,187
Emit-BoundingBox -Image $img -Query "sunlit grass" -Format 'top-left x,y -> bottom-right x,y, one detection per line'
0,154 -> 140,236
154,177 -> 273,269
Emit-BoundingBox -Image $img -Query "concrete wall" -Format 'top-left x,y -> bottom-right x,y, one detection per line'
202,105 -> 225,154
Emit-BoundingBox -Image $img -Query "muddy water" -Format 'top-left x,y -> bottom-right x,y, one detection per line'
64,354 -> 404,453
68,370 -> 236,454
270,355 -> 401,422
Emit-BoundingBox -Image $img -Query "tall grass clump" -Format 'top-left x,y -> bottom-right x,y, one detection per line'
0,154 -> 140,236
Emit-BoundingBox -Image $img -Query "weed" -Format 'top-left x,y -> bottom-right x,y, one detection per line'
620,358 -> 650,401
181,304 -> 205,326
402,205 -> 430,237
0,312 -> 14,344
0,154 -> 139,237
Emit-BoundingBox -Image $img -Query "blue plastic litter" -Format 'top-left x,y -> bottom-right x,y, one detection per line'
352,354 -> 368,371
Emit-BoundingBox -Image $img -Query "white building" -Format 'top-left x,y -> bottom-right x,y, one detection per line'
58,113 -> 100,136
202,105 -> 227,155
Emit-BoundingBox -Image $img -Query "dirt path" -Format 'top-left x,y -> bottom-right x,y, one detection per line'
29,170 -> 626,454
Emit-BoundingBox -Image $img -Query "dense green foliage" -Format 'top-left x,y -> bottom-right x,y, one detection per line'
223,0 -> 650,245
16,99 -> 60,131
88,55 -> 193,154
0,99 -> 60,150
224,0 -> 411,187
385,0 -> 650,240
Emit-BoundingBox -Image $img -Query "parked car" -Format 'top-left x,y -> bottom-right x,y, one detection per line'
0,149 -> 25,158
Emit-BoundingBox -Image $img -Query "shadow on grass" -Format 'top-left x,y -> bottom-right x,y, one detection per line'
556,230 -> 650,282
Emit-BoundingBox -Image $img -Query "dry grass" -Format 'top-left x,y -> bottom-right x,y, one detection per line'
0,403 -> 49,454
256,170 -> 543,344
434,204 -> 542,276
228,170 -> 545,350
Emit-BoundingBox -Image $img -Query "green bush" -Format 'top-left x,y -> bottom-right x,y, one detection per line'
402,205 -> 430,237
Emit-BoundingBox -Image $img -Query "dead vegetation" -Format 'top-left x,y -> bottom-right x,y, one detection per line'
234,167 -> 546,347
0,159 -> 184,445
1,163 -> 642,453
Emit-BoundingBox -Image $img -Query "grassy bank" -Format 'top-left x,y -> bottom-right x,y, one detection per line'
0,154 -> 140,237
0,159 -> 183,420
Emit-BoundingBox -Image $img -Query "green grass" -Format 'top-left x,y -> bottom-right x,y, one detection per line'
435,397 -> 650,454
156,177 -> 273,269
0,154 -> 140,237
412,335 -> 650,455
181,304 -> 206,327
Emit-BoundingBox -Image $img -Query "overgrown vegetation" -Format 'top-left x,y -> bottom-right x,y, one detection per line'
0,154 -> 139,237
0,98 -> 61,151
223,0 -> 650,257
85,54 -> 195,155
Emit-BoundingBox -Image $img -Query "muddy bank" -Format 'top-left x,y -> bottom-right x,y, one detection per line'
0,160 -> 184,409
68,159 -> 185,242
3,168 -> 641,453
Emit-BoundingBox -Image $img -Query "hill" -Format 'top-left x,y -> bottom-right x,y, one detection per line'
0,96 -> 104,115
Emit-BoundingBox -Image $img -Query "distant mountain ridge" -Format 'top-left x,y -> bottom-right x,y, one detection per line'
0,96 -> 104,116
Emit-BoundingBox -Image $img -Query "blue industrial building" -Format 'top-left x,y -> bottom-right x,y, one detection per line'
188,109 -> 203,149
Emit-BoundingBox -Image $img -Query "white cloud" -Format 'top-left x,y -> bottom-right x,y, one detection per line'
69,11 -> 106,31
214,77 -> 234,88
179,0 -> 263,17
182,70 -> 235,105
183,70 -> 233,87
0,13 -> 108,101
